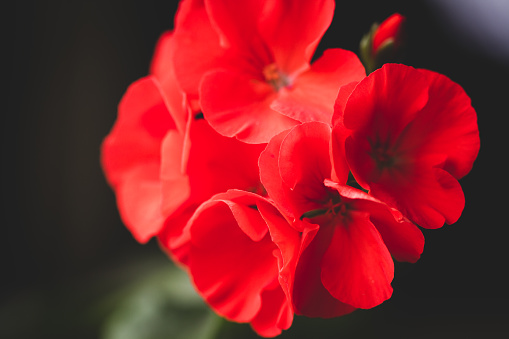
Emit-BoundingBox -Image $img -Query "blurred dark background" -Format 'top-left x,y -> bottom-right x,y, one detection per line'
3,1 -> 508,338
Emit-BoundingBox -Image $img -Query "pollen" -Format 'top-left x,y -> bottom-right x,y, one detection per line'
263,63 -> 291,91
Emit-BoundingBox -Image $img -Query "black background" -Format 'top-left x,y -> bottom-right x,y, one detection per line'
3,1 -> 508,338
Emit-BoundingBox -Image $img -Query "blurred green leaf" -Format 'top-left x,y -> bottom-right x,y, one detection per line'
100,262 -> 217,339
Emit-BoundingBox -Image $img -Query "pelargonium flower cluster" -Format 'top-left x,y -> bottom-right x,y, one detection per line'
101,1 -> 480,337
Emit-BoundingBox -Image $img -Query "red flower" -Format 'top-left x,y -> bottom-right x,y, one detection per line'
102,33 -> 265,258
372,13 -> 406,56
172,0 -> 366,143
259,122 -> 424,316
101,76 -> 179,243
335,64 -> 480,229
178,190 -> 299,337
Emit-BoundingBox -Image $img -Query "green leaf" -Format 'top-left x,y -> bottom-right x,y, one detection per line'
101,263 -> 217,339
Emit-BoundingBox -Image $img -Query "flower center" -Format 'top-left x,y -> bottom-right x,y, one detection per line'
368,135 -> 398,171
300,192 -> 351,223
263,63 -> 291,91
371,144 -> 395,169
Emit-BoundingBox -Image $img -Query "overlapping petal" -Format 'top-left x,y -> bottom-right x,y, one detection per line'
183,190 -> 293,337
101,76 -> 175,243
338,64 -> 480,228
200,68 -> 299,143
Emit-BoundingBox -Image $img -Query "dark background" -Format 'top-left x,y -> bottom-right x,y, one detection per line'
3,1 -> 508,338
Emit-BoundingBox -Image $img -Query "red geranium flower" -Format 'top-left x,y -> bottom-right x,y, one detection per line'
176,190 -> 299,337
335,64 -> 480,229
101,76 -> 179,243
171,0 -> 366,143
259,122 -> 424,316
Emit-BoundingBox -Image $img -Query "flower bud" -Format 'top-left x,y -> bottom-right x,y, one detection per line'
360,13 -> 406,73
372,13 -> 406,56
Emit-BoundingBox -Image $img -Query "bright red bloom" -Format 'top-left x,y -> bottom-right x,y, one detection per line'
102,33 -> 265,256
172,0 -> 366,143
335,64 -> 480,229
372,13 -> 406,56
101,76 -> 178,243
177,190 -> 298,337
259,122 -> 424,316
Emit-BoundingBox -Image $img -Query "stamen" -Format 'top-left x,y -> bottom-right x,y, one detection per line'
263,63 -> 291,91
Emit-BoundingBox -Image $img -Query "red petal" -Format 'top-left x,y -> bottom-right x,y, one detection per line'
114,165 -> 167,243
292,225 -> 356,317
332,81 -> 359,127
257,199 -> 301,312
250,284 -> 293,337
370,166 -> 465,229
251,200 -> 299,336
321,211 -> 394,309
340,185 -> 424,262
406,69 -> 480,179
157,207 -> 195,266
259,129 -> 297,219
330,81 -> 359,183
260,0 -> 335,74
279,122 -> 332,190
101,76 -> 174,242
369,206 -> 424,263
149,31 -> 188,133
324,181 -> 424,263
160,130 -> 190,217
343,64 -> 429,141
102,77 -> 174,180
171,0 -> 228,101
200,69 -> 298,143
187,191 -> 288,325
185,119 -> 265,198
278,122 -> 334,217
204,0 -> 267,54
272,49 -> 366,124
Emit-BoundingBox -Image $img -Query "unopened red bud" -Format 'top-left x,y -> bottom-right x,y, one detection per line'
359,13 -> 406,74
372,13 -> 406,56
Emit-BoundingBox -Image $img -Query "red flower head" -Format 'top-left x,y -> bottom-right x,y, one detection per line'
259,122 -> 424,316
172,0 -> 366,143
177,190 -> 299,337
334,64 -> 480,229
